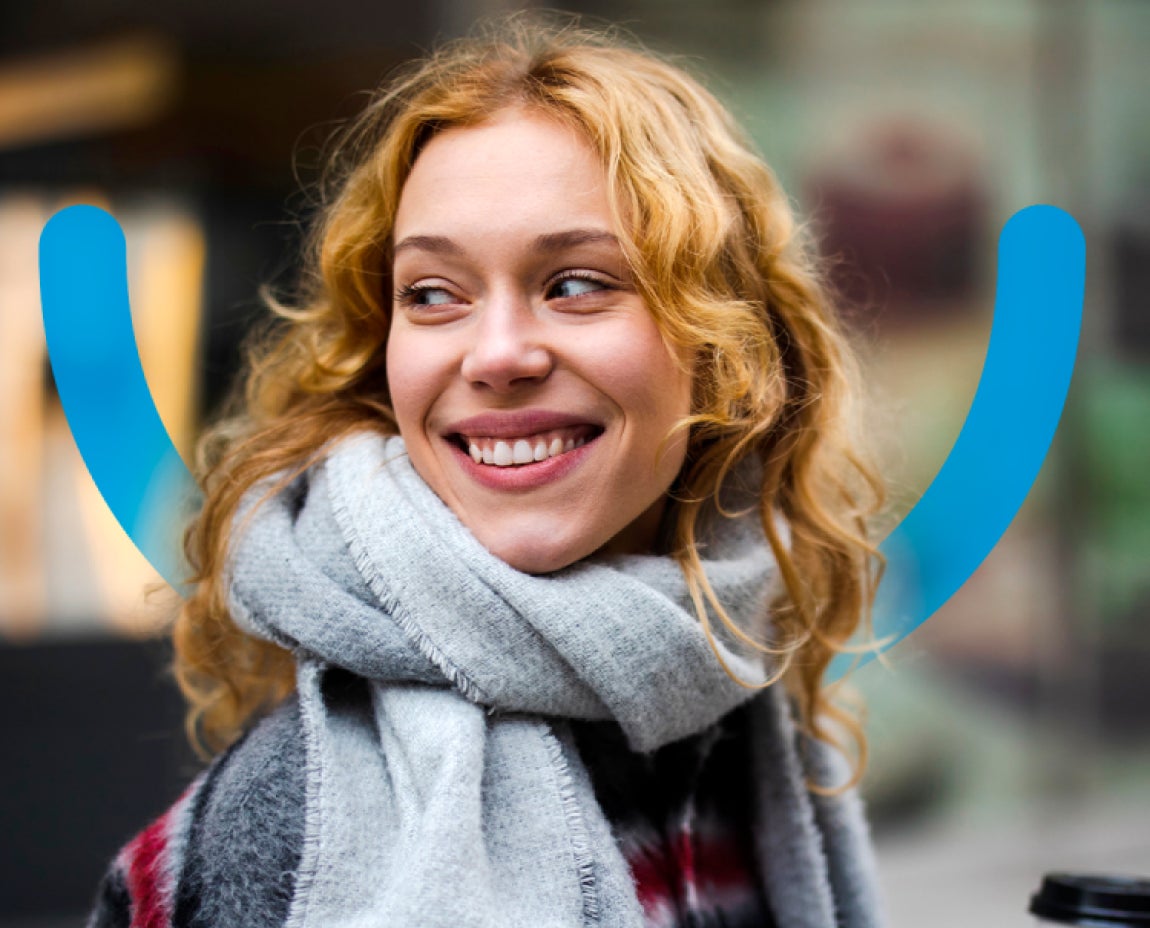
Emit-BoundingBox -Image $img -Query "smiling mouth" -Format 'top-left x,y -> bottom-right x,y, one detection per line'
451,425 -> 602,467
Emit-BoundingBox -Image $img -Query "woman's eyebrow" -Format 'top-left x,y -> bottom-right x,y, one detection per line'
531,229 -> 620,252
392,234 -> 462,258
392,228 -> 620,259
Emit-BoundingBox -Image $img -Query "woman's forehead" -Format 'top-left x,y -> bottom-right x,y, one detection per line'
393,111 -> 616,245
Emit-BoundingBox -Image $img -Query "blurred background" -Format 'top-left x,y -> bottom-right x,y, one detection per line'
1,0 -> 1147,924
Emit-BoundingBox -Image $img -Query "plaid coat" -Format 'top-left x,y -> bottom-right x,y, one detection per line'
88,691 -> 775,928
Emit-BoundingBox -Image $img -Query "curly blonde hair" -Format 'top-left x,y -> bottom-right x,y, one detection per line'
175,14 -> 885,787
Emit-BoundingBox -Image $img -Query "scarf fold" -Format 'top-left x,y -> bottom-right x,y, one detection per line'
226,432 -> 884,928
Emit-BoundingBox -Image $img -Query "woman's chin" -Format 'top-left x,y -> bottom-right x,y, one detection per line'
462,498 -> 666,575
492,544 -> 582,576
472,528 -> 590,576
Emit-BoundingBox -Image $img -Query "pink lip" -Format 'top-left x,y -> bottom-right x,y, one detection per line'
443,430 -> 600,491
443,409 -> 602,440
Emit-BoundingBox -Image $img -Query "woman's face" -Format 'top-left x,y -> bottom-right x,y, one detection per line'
387,109 -> 693,573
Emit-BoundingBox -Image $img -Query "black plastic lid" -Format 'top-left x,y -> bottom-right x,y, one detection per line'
1030,873 -> 1150,925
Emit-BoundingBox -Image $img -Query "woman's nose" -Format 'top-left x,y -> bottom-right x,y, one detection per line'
460,295 -> 553,392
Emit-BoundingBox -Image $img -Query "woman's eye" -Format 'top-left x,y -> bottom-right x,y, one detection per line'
420,288 -> 456,305
547,275 -> 607,300
396,284 -> 457,307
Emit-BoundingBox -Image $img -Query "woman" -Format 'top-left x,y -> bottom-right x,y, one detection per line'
90,16 -> 886,928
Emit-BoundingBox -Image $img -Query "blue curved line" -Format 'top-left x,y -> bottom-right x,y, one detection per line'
829,205 -> 1086,680
39,203 -> 1084,653
39,204 -> 197,594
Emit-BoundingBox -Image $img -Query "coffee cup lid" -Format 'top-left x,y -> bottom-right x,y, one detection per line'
1030,873 -> 1150,925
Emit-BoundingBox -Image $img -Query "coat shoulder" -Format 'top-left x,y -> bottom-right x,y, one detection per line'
87,698 -> 307,928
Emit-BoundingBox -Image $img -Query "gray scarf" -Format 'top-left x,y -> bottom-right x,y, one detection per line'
227,432 -> 885,928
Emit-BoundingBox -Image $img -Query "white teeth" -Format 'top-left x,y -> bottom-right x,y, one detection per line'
462,430 -> 595,467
